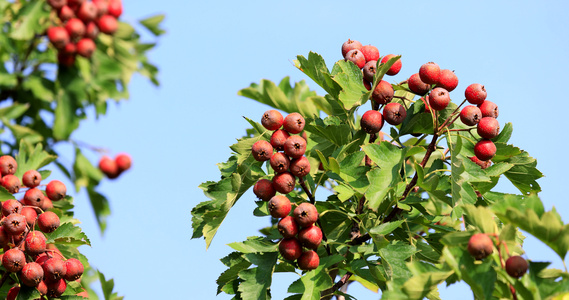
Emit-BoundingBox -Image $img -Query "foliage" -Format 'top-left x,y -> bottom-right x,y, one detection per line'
193,49 -> 569,299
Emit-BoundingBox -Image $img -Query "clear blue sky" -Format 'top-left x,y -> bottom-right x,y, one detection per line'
59,0 -> 569,298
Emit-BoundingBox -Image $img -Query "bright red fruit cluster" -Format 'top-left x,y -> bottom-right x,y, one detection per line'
251,111 -> 322,270
46,0 -> 123,66
341,40 -> 407,135
0,155 -> 85,298
98,153 -> 132,179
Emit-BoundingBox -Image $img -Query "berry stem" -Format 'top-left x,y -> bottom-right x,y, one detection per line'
438,99 -> 467,131
298,177 -> 315,204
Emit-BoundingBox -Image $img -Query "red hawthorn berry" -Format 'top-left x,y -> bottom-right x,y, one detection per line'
371,80 -> 394,105
46,180 -> 67,201
1,174 -> 21,193
474,139 -> 497,161
283,135 -> 307,159
297,250 -> 320,270
270,152 -> 291,174
465,83 -> 487,105
107,0 -> 123,18
270,129 -> 290,151
3,213 -> 27,236
436,69 -> 459,92
268,195 -> 291,218
64,258 -> 84,281
38,211 -> 60,233
253,179 -> 276,201
479,100 -> 499,118
345,49 -> 366,69
22,169 -> 42,188
382,102 -> 407,125
65,18 -> 86,40
360,110 -> 383,134
360,45 -> 379,62
381,54 -> 402,76
477,117 -> 500,139
2,248 -> 26,272
0,155 -> 17,176
428,87 -> 450,111
21,262 -> 45,287
47,27 -> 70,50
76,38 -> 96,58
341,39 -> 363,57
289,156 -> 311,178
460,105 -> 482,126
407,73 -> 430,96
58,5 -> 76,22
505,256 -> 528,278
277,216 -> 299,238
23,188 -> 46,207
467,233 -> 493,260
298,225 -> 323,249
2,199 -> 23,216
115,153 -> 132,172
419,62 -> 441,85
293,202 -> 319,228
251,140 -> 273,162
283,113 -> 305,134
261,110 -> 284,131
99,156 -> 120,178
98,14 -> 119,35
278,237 -> 302,261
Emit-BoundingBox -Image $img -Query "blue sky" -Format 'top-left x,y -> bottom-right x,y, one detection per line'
61,0 -> 569,298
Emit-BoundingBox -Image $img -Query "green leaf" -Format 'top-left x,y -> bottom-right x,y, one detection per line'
54,68 -> 85,140
139,14 -> 166,36
45,222 -> 91,246
330,60 -> 368,110
193,156 -> 264,248
217,252 -> 252,295
493,122 -> 513,144
87,187 -> 111,234
287,256 -> 339,300
377,241 -> 416,285
442,246 -> 496,300
10,1 -> 49,40
0,103 -> 29,120
98,271 -> 124,300
16,285 -> 41,300
294,52 -> 342,99
14,142 -> 57,179
227,236 -> 278,253
492,194 -> 569,260
448,134 -> 478,213
363,142 -> 406,211
22,76 -> 55,102
238,252 -> 278,300
73,147 -> 104,191
462,205 -> 497,234
402,261 -> 453,300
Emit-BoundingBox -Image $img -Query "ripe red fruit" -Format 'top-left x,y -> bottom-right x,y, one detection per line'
93,0 -> 109,16
380,54 -> 402,76
283,113 -> 305,134
85,21 -> 99,40
270,152 -> 291,173
460,105 -> 482,126
505,256 -> 528,278
477,117 -> 500,139
297,250 -> 320,270
107,0 -> 123,18
115,153 -> 132,172
22,169 -> 42,188
293,202 -> 319,227
272,171 -> 296,194
277,216 -> 299,238
437,69 -> 459,92
279,237 -> 302,260
24,188 -> 46,207
345,49 -> 366,69
261,110 -> 284,131
77,1 -> 98,22
298,225 -> 323,249
99,156 -> 120,178
270,129 -> 290,151
0,155 -> 17,176
465,83 -> 487,105
371,80 -> 394,105
98,14 -> 118,35
2,248 -> 26,272
479,100 -> 499,118
47,278 -> 67,298
268,195 -> 291,218
38,211 -> 61,233
360,110 -> 383,134
284,135 -> 307,159
428,87 -> 450,111
362,78 -> 371,91
360,45 -> 379,62
407,73 -> 430,96
46,180 -> 67,201
42,257 -> 66,282
474,139 -> 497,161
58,5 -> 76,22
253,179 -> 276,201
419,62 -> 441,85
76,38 -> 96,58
64,258 -> 84,281
21,262 -> 45,287
341,39 -> 362,57
47,27 -> 70,49
251,140 -> 273,162
3,213 -> 27,235
21,207 -> 38,227
41,198 -> 54,212
467,233 -> 493,260
37,280 -> 48,295
383,102 -> 407,125
290,156 -> 311,178
1,174 -> 21,193
470,156 -> 491,169
2,199 -> 23,216
25,231 -> 47,256
65,18 -> 86,39
0,227 -> 9,247
362,60 -> 377,82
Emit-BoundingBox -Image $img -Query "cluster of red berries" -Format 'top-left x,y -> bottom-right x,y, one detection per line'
460,84 -> 500,167
98,153 -> 132,179
468,233 -> 528,279
251,111 -> 322,270
340,40 -> 407,134
0,155 -> 85,298
46,0 -> 123,66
